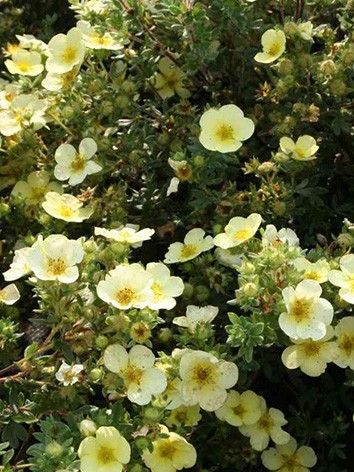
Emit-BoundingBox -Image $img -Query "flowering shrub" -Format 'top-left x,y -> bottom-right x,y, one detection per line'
0,0 -> 354,471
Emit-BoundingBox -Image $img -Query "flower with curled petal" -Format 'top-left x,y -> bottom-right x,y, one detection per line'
164,228 -> 214,264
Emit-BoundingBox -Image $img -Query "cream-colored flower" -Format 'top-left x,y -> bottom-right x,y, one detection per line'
292,257 -> 330,284
78,426 -> 131,472
156,377 -> 184,410
79,419 -> 97,437
164,228 -> 214,264
11,170 -> 63,205
173,305 -> 219,332
94,224 -> 154,248
328,254 -> 354,304
26,234 -> 84,283
262,225 -> 299,247
179,350 -> 238,411
199,104 -> 255,153
214,213 -> 262,249
42,192 -> 93,222
103,344 -> 167,405
297,21 -> 314,41
0,94 -> 48,136
0,83 -> 20,109
281,326 -> 337,377
15,34 -> 48,53
333,317 -> 354,370
0,284 -> 20,305
279,280 -> 333,340
214,248 -> 242,270
215,390 -> 262,427
97,263 -> 154,310
5,50 -> 44,76
166,405 -> 202,428
54,138 -> 102,185
239,397 -> 290,451
55,361 -> 83,386
145,262 -> 184,310
154,57 -> 190,99
46,27 -> 86,73
142,425 -> 196,472
255,29 -> 286,64
280,135 -> 319,161
77,20 -> 125,50
42,67 -> 79,92
261,437 -> 317,471
3,247 -> 32,281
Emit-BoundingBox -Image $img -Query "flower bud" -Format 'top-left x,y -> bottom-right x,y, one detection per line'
79,419 -> 97,437
45,441 -> 63,457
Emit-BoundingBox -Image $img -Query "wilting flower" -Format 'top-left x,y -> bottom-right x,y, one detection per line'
164,228 -> 214,264
281,326 -> 337,377
215,390 -> 262,427
5,50 -> 44,76
94,224 -> 154,248
26,234 -> 84,283
145,262 -> 184,310
46,27 -> 86,73
333,317 -> 354,370
262,225 -> 299,247
3,247 -> 32,281
153,57 -> 190,100
42,192 -> 93,222
97,263 -> 154,310
173,305 -> 219,332
239,397 -> 290,451
292,257 -> 330,284
279,280 -> 333,340
78,426 -> 131,472
55,361 -> 83,386
11,170 -> 63,205
254,29 -> 286,63
142,425 -> 197,472
179,350 -> 239,411
280,135 -> 319,161
214,213 -> 262,249
0,284 -> 20,305
261,437 -> 317,471
103,344 -> 167,405
328,254 -> 354,304
199,104 -> 255,153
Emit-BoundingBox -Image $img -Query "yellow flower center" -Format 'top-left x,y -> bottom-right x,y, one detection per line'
62,46 -> 77,64
174,411 -> 188,423
123,365 -> 143,386
176,165 -> 192,181
216,123 -> 235,142
157,440 -> 177,459
180,244 -> 198,259
130,322 -> 151,342
290,298 -> 312,322
64,370 -> 74,380
233,228 -> 252,240
59,205 -> 75,218
16,61 -> 31,73
30,186 -> 46,201
152,283 -> 163,301
267,43 -> 282,57
282,456 -> 298,471
304,270 -> 320,281
192,363 -> 216,386
232,404 -> 245,417
93,35 -> 111,46
257,412 -> 274,431
115,287 -> 135,306
338,334 -> 354,356
294,146 -> 306,158
71,155 -> 86,172
47,258 -> 67,276
302,342 -> 320,357
97,446 -> 116,464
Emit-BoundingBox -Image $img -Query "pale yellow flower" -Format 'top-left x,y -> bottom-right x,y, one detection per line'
12,170 -> 63,205
142,425 -> 197,472
78,426 -> 131,472
199,104 -> 255,153
154,58 -> 190,100
292,257 -> 330,284
0,284 -> 20,305
46,27 -> 86,73
55,361 -> 83,386
103,344 -> 167,405
279,280 -> 333,340
328,254 -> 354,304
166,405 -> 202,428
145,262 -> 184,310
255,29 -> 286,64
179,350 -> 239,411
42,192 -> 93,222
261,437 -> 317,471
3,247 -> 32,281
280,135 -> 319,161
77,20 -> 125,50
164,228 -> 214,264
5,50 -> 44,76
262,225 -> 299,247
281,326 -> 337,377
94,224 -> 154,248
333,317 -> 354,370
173,305 -> 219,332
239,397 -> 290,451
0,94 -> 48,136
214,213 -> 262,249
215,390 -> 262,427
